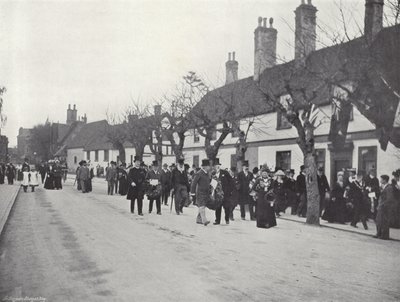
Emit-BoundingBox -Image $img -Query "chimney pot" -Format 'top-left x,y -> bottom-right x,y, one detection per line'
258,16 -> 262,27
269,18 -> 274,28
228,52 -> 231,61
262,18 -> 267,27
294,0 -> 317,60
73,104 -> 76,110
254,16 -> 278,81
68,104 -> 71,110
225,52 -> 238,84
364,0 -> 384,41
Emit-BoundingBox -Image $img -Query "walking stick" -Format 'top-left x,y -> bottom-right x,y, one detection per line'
170,191 -> 174,213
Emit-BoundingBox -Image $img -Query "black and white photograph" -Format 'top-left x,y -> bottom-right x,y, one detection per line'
0,0 -> 399,301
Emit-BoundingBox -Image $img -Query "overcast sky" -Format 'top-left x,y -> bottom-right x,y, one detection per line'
0,0 -> 371,146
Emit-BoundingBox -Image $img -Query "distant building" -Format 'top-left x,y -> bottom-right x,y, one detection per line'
17,127 -> 32,161
0,135 -> 8,163
17,104 -> 87,162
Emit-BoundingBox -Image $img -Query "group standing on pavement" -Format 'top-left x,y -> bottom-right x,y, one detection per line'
68,154 -> 400,240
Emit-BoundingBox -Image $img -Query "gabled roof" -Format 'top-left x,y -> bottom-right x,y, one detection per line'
67,120 -> 110,150
186,24 -> 399,147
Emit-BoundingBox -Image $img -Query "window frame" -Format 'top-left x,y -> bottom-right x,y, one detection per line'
275,151 -> 291,171
358,146 -> 377,176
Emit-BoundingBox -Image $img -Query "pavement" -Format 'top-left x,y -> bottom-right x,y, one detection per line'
0,184 -> 20,236
0,178 -> 399,302
278,211 -> 400,241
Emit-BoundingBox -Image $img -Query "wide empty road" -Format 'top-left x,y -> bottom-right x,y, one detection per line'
1,179 -> 399,302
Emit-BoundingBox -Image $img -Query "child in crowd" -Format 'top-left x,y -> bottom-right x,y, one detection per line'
30,167 -> 40,192
21,167 -> 31,192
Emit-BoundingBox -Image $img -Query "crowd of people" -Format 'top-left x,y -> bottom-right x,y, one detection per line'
0,157 -> 68,192
75,155 -> 399,239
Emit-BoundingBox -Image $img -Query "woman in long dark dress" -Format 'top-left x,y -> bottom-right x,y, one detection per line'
44,163 -> 55,190
253,169 -> 276,229
322,171 -> 346,224
118,165 -> 128,196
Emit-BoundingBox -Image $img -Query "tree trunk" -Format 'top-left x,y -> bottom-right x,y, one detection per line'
235,130 -> 247,171
117,144 -> 126,164
304,152 -> 320,225
135,145 -> 145,161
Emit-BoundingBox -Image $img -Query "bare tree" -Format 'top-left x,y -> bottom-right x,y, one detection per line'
105,110 -> 127,164
0,87 -> 7,135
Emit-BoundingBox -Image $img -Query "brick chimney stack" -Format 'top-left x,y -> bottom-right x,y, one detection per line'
66,104 -> 78,125
254,16 -> 277,82
225,52 -> 239,85
294,0 -> 317,60
364,0 -> 384,41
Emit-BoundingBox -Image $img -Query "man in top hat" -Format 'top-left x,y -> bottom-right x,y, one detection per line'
171,158 -> 190,215
212,158 -> 233,225
146,160 -> 162,215
160,163 -> 172,206
285,169 -> 297,215
364,169 -> 380,218
191,159 -> 211,226
296,165 -> 307,217
238,160 -> 255,220
317,167 -> 330,216
127,155 -> 147,215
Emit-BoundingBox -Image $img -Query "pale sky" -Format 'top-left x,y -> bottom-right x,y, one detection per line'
0,0 -> 370,146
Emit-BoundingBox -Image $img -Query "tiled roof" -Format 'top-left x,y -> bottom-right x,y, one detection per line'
67,120 -> 110,150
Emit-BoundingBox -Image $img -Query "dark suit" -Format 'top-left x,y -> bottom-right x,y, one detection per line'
238,171 -> 254,219
160,169 -> 172,205
376,184 -> 395,239
191,169 -> 211,224
296,173 -> 307,217
126,167 -> 147,214
171,168 -> 190,214
215,169 -> 233,224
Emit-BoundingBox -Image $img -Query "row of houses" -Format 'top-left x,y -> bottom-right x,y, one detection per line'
18,0 -> 398,185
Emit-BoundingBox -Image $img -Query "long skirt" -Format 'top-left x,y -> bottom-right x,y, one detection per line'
376,206 -> 390,239
256,200 -> 277,229
44,175 -> 54,190
119,177 -> 128,196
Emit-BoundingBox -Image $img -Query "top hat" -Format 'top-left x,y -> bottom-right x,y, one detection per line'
242,160 -> 249,167
201,159 -> 210,167
133,155 -> 141,162
213,158 -> 221,166
275,170 -> 285,176
230,167 -> 237,172
177,158 -> 184,165
300,165 -> 305,171
152,160 -> 158,166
